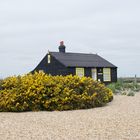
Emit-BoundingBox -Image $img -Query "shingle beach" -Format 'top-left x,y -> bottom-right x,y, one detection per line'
0,93 -> 140,140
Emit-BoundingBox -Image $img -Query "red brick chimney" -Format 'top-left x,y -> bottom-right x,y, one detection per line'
60,41 -> 64,46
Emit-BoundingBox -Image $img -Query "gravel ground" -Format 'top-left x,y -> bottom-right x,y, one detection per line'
0,93 -> 140,140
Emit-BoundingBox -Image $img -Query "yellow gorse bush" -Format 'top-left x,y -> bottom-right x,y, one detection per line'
0,71 -> 113,112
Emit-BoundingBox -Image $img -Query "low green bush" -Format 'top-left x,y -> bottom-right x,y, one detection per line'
127,91 -> 135,96
107,79 -> 140,95
107,80 -> 123,94
121,91 -> 127,95
0,72 -> 113,112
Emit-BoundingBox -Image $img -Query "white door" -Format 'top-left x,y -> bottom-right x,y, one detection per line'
91,68 -> 97,80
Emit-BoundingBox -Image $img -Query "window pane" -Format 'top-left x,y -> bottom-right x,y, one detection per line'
91,68 -> 97,80
48,55 -> 51,63
76,68 -> 84,77
103,68 -> 111,81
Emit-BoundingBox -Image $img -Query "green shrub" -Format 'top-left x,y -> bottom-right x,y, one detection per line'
107,79 -> 140,95
127,91 -> 135,96
0,72 -> 113,112
107,80 -> 123,94
121,91 -> 127,95
133,87 -> 140,92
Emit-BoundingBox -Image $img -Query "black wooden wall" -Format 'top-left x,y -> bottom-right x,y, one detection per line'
66,67 -> 117,83
111,68 -> 117,82
33,54 -> 68,76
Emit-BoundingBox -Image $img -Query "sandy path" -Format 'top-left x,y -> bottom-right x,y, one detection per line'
0,93 -> 140,140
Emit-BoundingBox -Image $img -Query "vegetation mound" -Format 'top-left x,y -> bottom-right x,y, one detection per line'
107,78 -> 140,96
0,72 -> 113,112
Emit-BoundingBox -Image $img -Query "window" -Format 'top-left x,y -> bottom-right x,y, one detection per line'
39,70 -> 44,73
103,68 -> 111,81
91,68 -> 97,80
48,55 -> 51,63
76,68 -> 84,77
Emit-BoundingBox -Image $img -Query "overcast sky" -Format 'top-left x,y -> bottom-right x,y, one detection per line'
0,0 -> 140,78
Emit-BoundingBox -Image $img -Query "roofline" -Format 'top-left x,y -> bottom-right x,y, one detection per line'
50,51 -> 97,55
49,52 -> 67,67
95,54 -> 117,68
66,66 -> 117,68
50,51 -> 117,68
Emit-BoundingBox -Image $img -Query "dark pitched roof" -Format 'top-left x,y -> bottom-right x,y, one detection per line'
50,52 -> 117,68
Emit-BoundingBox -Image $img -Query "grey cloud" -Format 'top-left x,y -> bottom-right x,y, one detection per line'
0,0 -> 140,77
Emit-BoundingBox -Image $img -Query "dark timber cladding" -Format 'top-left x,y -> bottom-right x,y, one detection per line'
33,41 -> 117,83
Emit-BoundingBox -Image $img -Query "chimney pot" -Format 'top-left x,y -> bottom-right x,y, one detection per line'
59,41 -> 66,53
60,41 -> 64,46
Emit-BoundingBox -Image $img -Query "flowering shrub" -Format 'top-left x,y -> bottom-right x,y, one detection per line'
0,72 -> 113,112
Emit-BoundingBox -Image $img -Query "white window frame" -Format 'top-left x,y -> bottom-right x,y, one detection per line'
76,68 -> 84,77
48,54 -> 51,63
103,68 -> 111,81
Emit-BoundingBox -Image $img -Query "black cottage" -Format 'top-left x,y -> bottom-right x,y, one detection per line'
33,41 -> 117,83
